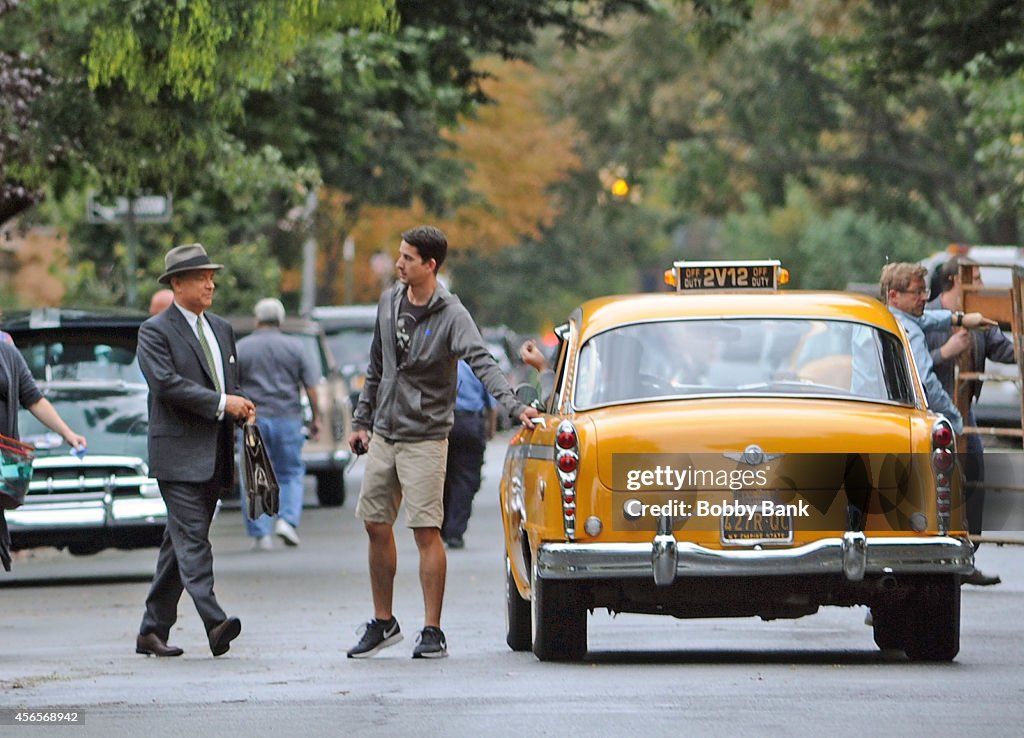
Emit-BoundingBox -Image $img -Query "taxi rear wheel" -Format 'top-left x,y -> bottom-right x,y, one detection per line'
870,604 -> 904,651
505,555 -> 532,652
531,564 -> 586,661
900,574 -> 961,662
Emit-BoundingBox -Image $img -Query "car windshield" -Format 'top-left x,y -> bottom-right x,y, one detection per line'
17,337 -> 144,384
573,318 -> 914,409
326,330 -> 374,374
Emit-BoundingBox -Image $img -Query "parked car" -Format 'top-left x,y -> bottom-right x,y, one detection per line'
310,304 -> 378,409
2,308 -> 166,555
230,316 -> 352,506
502,260 -> 973,662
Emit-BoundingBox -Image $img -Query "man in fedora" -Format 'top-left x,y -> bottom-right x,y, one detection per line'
135,243 -> 256,658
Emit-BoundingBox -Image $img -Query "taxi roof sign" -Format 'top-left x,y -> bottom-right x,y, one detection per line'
664,259 -> 788,293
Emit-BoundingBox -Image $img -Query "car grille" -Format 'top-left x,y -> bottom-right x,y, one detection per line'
27,456 -> 153,498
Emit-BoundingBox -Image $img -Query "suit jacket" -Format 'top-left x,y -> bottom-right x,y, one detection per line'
136,306 -> 243,487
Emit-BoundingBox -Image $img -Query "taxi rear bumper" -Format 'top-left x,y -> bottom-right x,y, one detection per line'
536,534 -> 975,585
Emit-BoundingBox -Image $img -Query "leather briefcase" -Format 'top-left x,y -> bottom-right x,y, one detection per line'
242,422 -> 279,520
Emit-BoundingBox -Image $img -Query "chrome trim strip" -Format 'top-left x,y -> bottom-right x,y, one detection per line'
28,476 -> 151,493
525,445 -> 555,461
536,536 -> 974,579
32,454 -> 148,471
574,392 -> 917,414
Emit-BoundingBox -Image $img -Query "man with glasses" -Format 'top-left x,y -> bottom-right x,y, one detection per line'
880,262 -> 996,436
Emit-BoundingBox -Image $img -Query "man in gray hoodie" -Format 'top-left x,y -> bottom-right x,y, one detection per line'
346,225 -> 538,659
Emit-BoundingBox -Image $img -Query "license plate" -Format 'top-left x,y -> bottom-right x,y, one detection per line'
720,509 -> 792,545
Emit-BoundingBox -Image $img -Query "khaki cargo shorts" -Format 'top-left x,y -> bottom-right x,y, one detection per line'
355,437 -> 448,528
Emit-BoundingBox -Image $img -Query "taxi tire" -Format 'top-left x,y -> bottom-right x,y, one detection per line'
870,604 -> 904,652
531,565 -> 586,662
505,556 -> 532,652
900,574 -> 960,662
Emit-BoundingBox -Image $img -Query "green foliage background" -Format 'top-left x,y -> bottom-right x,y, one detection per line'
3,0 -> 1024,332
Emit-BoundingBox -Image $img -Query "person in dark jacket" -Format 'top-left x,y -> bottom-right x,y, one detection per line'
0,342 -> 87,572
440,360 -> 495,549
926,256 -> 1014,586
134,244 -> 255,658
345,225 -> 538,659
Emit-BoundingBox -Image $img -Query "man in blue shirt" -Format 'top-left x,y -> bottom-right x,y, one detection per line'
441,360 -> 495,549
881,263 -> 996,434
237,298 -> 320,550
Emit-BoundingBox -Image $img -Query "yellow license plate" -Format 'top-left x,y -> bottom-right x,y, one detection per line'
720,510 -> 793,545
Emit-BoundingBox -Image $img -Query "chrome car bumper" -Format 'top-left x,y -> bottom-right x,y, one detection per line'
537,533 -> 975,585
302,447 -> 352,472
7,454 -> 166,532
7,496 -> 167,529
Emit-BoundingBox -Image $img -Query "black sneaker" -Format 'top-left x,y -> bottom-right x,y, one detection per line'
347,617 -> 403,658
412,626 -> 448,659
445,536 -> 465,550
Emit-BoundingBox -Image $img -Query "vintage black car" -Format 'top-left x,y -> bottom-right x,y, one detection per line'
2,309 -> 166,555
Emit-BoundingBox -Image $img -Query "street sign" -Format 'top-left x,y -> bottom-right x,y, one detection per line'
86,194 -> 172,224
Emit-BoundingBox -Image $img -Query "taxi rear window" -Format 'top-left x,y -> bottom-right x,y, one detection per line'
572,318 -> 914,409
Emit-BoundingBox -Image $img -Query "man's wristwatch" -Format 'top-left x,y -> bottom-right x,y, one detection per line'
954,311 -> 964,327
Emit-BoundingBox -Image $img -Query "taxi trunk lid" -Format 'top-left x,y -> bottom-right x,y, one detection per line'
588,398 -> 925,537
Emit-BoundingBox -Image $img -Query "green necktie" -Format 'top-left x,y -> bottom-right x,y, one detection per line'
196,317 -> 223,392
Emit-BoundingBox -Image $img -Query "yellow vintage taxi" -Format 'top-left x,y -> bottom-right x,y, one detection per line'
502,260 -> 974,662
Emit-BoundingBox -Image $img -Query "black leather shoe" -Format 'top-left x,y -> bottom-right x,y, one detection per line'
208,616 -> 242,656
136,632 -> 184,657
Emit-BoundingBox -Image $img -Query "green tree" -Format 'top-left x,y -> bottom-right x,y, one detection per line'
234,1 -> 651,302
669,0 -> 1024,242
3,0 -> 650,310
717,183 -> 933,290
0,0 -> 395,226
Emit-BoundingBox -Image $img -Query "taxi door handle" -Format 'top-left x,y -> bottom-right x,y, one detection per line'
528,416 -> 547,429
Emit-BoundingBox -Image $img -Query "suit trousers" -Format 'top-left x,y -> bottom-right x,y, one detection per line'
139,479 -> 227,639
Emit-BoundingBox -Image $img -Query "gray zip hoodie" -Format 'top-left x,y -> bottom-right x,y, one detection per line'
353,282 -> 526,441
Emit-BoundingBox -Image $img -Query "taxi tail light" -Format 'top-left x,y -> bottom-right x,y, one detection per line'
932,424 -> 954,448
556,430 -> 576,450
931,419 -> 955,534
555,420 -> 579,539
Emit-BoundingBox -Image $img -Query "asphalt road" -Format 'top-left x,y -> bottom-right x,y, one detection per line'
2,432 -> 1023,737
